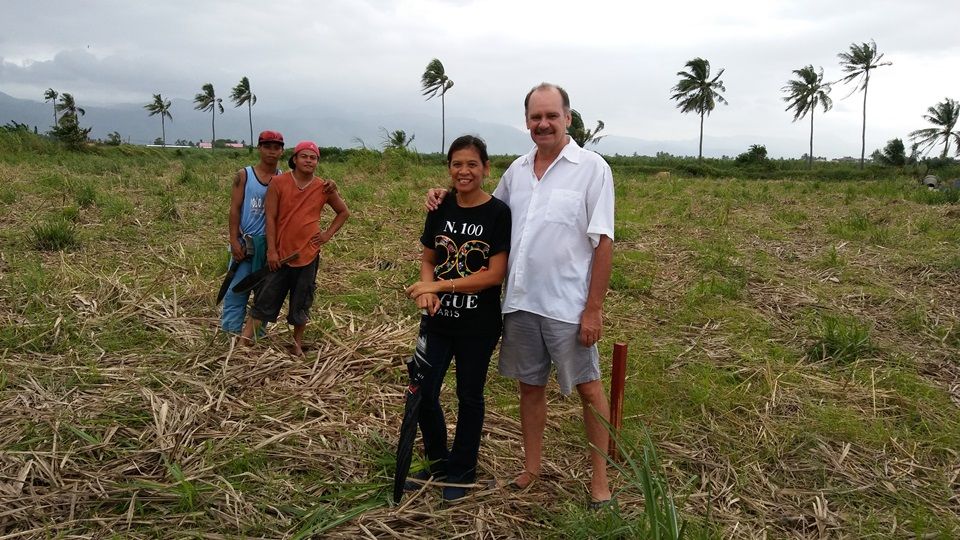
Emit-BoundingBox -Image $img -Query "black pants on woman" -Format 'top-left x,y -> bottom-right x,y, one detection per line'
412,331 -> 500,484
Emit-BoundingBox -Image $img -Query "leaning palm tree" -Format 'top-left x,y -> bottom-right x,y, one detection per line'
568,109 -> 605,147
670,57 -> 727,161
909,98 -> 960,158
55,93 -> 86,124
838,40 -> 892,168
194,83 -> 223,149
421,58 -> 454,153
230,76 -> 257,148
144,93 -> 173,147
43,88 -> 59,126
782,65 -> 833,168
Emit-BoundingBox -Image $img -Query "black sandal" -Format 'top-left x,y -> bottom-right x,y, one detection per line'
587,498 -> 616,511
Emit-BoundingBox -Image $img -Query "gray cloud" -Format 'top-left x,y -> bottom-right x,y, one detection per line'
2,0 -> 959,158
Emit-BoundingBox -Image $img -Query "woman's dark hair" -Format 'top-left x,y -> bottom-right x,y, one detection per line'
446,135 -> 489,165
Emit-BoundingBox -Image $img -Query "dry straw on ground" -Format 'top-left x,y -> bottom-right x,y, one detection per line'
2,154 -> 959,538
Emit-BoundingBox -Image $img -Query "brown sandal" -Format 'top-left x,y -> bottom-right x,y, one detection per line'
508,470 -> 539,490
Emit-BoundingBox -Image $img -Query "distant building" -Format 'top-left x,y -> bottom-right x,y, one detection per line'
196,141 -> 243,149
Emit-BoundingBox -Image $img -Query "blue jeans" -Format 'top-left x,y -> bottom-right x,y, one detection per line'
220,257 -> 254,333
414,331 -> 500,483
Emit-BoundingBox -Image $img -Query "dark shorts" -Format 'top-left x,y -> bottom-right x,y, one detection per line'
250,256 -> 319,326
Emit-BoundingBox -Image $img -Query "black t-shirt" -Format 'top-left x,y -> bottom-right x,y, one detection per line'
419,194 -> 512,336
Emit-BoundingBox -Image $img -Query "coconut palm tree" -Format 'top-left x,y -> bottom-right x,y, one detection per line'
380,128 -> 416,150
838,40 -> 892,168
230,76 -> 257,148
144,93 -> 173,147
782,65 -> 833,168
51,93 -> 90,148
55,93 -> 85,124
43,88 -> 59,126
193,83 -> 223,149
909,98 -> 960,158
568,109 -> 605,147
670,57 -> 727,161
420,58 -> 454,153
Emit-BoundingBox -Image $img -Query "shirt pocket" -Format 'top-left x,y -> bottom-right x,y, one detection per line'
544,189 -> 584,226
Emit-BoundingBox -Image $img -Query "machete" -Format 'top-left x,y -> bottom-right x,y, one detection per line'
230,252 -> 299,294
216,234 -> 254,305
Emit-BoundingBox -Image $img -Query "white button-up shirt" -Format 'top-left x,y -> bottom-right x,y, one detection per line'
493,138 -> 615,324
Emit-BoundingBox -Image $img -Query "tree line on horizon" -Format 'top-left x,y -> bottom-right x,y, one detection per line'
28,42 -> 960,164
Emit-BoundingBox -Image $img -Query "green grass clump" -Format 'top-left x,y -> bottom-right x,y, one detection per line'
157,193 -> 181,221
100,194 -> 134,220
31,217 -> 80,251
39,172 -> 66,190
73,182 -> 98,207
610,268 -> 654,297
608,425 -> 690,539
178,166 -> 199,185
61,206 -> 80,222
911,188 -> 960,205
807,313 -> 874,363
167,461 -> 204,512
0,185 -> 17,204
687,275 -> 743,301
817,245 -> 845,269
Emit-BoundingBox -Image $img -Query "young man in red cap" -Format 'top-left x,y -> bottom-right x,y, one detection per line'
220,130 -> 286,334
241,141 -> 350,355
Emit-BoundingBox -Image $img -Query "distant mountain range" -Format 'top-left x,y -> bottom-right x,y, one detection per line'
0,91 -> 813,158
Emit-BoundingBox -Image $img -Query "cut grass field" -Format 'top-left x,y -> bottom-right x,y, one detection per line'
1,135 -> 959,538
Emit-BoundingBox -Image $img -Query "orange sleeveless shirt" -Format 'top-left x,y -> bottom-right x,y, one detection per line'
272,172 -> 328,267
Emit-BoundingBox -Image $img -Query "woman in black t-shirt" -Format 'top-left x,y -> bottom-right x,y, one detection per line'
404,135 -> 511,501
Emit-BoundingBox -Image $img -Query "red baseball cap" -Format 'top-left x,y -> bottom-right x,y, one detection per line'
258,130 -> 284,145
293,141 -> 319,156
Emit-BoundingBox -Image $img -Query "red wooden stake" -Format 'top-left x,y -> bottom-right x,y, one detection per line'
608,342 -> 628,461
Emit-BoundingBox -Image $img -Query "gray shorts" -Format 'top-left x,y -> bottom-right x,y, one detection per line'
498,311 -> 600,396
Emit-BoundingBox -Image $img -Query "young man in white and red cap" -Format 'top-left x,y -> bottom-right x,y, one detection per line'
241,141 -> 350,355
220,129 -> 286,334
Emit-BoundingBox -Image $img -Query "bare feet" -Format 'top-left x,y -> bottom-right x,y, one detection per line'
508,470 -> 538,490
287,343 -> 305,356
590,476 -> 611,503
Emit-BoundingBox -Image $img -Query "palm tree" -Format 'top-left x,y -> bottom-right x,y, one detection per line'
782,65 -> 833,167
43,88 -> 59,126
193,83 -> 223,148
670,57 -> 728,160
568,109 -> 605,147
909,98 -> 960,158
230,77 -> 257,148
55,93 -> 86,124
144,93 -> 173,147
421,58 -> 454,153
380,128 -> 415,150
838,40 -> 892,168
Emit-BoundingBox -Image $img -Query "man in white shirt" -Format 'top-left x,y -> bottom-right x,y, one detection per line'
427,83 -> 614,506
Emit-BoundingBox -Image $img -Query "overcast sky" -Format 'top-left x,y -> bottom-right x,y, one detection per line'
2,0 -> 959,158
